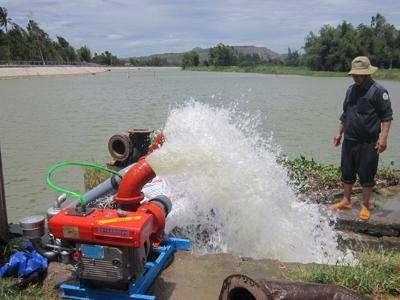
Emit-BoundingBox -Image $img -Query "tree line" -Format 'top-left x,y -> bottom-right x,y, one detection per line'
0,7 -> 119,65
1,7 -> 399,71
183,14 -> 400,71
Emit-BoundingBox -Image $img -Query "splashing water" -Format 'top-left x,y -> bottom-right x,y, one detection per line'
147,100 -> 352,264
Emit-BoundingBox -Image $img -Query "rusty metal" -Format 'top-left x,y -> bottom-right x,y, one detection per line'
219,274 -> 371,300
108,129 -> 153,168
0,144 -> 9,243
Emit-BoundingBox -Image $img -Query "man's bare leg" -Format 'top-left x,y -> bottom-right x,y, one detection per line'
331,183 -> 353,209
359,187 -> 372,220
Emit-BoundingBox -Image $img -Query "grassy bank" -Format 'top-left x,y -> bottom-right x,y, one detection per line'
0,278 -> 56,300
187,65 -> 400,81
280,156 -> 400,193
286,250 -> 400,299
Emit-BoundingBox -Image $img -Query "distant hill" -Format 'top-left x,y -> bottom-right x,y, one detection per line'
129,46 -> 282,65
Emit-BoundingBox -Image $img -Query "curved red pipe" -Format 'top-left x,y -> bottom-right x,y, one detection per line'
114,158 -> 155,209
113,131 -> 166,243
113,131 -> 164,209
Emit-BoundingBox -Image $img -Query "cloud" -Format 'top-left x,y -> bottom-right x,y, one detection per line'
2,0 -> 400,57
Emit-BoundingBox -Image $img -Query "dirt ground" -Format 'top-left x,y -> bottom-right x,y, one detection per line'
151,251 -> 292,300
44,251 -> 293,300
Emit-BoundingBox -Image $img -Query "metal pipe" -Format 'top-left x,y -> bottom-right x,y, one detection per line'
68,164 -> 131,207
0,144 -> 9,243
114,159 -> 156,209
68,131 -> 164,208
31,239 -> 58,261
219,274 -> 371,300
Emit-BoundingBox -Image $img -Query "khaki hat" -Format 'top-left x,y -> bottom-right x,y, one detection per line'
348,56 -> 378,75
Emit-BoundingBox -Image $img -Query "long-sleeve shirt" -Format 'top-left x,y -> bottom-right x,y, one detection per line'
340,79 -> 393,142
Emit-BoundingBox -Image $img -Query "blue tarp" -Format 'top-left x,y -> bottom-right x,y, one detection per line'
0,246 -> 48,278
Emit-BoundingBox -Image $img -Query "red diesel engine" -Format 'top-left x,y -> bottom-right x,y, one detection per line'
19,132 -> 171,290
48,208 -> 153,289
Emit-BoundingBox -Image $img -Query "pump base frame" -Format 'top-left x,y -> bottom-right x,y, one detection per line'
59,237 -> 191,300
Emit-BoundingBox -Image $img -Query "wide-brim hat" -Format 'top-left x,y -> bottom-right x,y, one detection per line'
348,56 -> 378,75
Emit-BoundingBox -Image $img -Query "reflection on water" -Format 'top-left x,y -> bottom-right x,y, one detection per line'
0,68 -> 399,221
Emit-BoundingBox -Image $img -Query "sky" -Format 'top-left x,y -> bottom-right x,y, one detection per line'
2,0 -> 400,58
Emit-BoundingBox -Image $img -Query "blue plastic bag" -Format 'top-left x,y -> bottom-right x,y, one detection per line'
0,248 -> 48,278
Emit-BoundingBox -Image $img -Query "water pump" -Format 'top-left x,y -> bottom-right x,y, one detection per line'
19,131 -> 190,299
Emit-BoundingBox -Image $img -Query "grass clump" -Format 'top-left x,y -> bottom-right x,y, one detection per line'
83,166 -> 113,191
0,278 -> 56,300
285,250 -> 400,299
279,156 -> 400,194
279,156 -> 341,193
377,166 -> 400,186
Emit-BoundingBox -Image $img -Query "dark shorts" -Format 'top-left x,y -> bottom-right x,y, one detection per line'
341,139 -> 378,187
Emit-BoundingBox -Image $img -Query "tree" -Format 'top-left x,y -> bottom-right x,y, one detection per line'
0,7 -> 11,32
238,53 -> 265,66
284,48 -> 302,67
303,14 -> 400,71
55,36 -> 77,62
182,50 -> 199,69
208,43 -> 239,66
93,50 -> 118,65
7,24 -> 29,61
27,19 -> 48,64
0,29 -> 10,60
77,46 -> 91,62
370,14 -> 399,68
0,6 -> 120,65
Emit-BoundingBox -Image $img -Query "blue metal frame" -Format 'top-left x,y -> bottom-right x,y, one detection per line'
59,237 -> 191,300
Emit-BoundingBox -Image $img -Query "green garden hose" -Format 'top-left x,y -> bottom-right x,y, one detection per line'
46,161 -> 121,208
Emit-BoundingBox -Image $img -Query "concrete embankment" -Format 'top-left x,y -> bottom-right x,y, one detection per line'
0,66 -> 108,79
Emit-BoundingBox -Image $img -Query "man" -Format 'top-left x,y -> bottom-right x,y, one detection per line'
331,56 -> 393,220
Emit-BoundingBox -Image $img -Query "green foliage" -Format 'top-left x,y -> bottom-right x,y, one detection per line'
129,57 -> 140,66
77,45 -> 91,62
0,29 -> 10,60
277,156 -> 400,193
377,166 -> 400,185
92,50 -> 119,65
55,36 -> 77,62
279,156 -> 341,192
238,53 -> 266,67
188,65 -> 400,81
208,43 -> 239,66
0,7 -> 11,32
182,50 -> 200,69
83,166 -> 112,191
286,250 -> 400,299
284,48 -> 302,67
304,14 -> 400,71
0,6 -> 122,65
0,278 -> 56,300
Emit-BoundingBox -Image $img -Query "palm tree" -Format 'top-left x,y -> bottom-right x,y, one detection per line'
0,7 -> 12,32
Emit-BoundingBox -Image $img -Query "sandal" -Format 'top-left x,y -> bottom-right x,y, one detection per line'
359,206 -> 371,220
330,201 -> 352,210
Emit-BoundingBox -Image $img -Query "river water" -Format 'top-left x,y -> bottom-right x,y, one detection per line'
0,68 -> 398,262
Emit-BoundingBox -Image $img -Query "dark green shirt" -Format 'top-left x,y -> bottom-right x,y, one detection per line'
340,79 -> 393,142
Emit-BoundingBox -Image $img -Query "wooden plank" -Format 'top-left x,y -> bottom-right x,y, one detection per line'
0,144 -> 9,242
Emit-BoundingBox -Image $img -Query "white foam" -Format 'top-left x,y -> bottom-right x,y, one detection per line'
147,100 -> 353,264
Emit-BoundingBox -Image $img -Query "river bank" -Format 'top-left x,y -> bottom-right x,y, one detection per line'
0,66 -> 109,79
0,66 -> 183,79
187,65 -> 400,81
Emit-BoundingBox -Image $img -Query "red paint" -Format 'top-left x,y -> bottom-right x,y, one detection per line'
113,159 -> 156,209
48,208 -> 153,248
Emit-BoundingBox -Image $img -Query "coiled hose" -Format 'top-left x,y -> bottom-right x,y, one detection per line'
46,161 -> 121,208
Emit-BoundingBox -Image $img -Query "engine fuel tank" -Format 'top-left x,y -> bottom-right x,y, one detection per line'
48,208 -> 153,248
